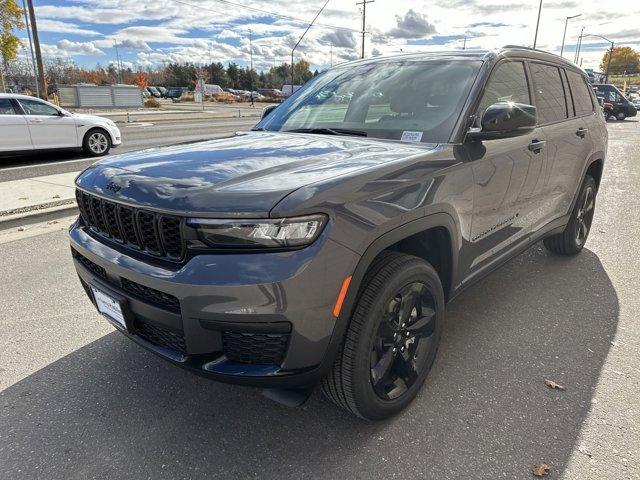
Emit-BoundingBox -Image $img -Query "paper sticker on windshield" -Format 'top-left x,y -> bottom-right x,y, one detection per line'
401,131 -> 423,143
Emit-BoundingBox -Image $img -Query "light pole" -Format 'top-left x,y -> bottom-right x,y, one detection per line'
290,0 -> 330,95
560,14 -> 581,57
582,34 -> 614,83
533,0 -> 543,48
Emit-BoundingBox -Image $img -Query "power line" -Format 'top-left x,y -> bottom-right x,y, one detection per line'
171,0 -> 361,34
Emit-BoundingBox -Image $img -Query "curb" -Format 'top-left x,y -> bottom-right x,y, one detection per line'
0,201 -> 78,230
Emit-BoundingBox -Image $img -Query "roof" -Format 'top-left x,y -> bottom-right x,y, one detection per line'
0,93 -> 40,100
336,45 -> 582,72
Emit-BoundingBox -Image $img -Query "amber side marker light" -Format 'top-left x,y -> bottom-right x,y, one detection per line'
332,276 -> 352,318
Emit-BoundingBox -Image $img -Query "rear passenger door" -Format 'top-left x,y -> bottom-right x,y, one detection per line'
0,98 -> 33,152
528,62 -> 588,220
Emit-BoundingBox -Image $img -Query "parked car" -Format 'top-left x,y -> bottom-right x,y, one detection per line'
594,84 -> 637,120
165,86 -> 186,102
70,47 -> 607,419
156,86 -> 168,98
146,86 -> 161,98
257,88 -> 284,99
0,93 -> 121,156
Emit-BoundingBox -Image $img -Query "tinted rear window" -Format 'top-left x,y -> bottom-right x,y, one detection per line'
530,63 -> 568,124
0,98 -> 16,115
566,70 -> 594,116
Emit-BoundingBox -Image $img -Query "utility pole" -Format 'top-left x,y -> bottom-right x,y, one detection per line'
533,0 -> 543,48
21,0 -> 39,97
462,36 -> 467,50
25,0 -> 46,98
574,26 -> 584,63
356,0 -> 374,59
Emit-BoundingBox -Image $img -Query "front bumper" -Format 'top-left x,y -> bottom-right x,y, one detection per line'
69,219 -> 359,388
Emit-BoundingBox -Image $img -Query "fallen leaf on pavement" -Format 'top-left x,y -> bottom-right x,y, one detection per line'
17,226 -> 27,232
577,445 -> 592,457
533,464 -> 550,476
52,194 -> 61,199
545,379 -> 566,391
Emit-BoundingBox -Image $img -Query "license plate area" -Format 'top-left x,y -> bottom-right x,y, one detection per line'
90,284 -> 132,331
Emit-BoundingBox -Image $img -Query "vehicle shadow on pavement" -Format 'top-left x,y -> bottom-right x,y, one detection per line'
0,245 -> 618,479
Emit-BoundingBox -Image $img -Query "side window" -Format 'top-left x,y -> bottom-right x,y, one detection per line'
0,99 -> 17,115
477,61 -> 530,116
566,70 -> 594,116
530,63 -> 568,124
19,99 -> 60,116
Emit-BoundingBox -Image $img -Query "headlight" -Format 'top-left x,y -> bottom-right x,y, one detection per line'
188,214 -> 328,249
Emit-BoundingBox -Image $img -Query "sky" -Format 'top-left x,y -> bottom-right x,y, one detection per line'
16,0 -> 640,73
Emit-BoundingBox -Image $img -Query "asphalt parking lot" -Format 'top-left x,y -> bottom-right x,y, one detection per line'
0,119 -> 638,479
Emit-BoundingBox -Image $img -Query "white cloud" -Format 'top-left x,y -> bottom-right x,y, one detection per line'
38,19 -> 101,37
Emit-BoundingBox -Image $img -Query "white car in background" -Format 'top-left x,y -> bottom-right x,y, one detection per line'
0,93 -> 121,157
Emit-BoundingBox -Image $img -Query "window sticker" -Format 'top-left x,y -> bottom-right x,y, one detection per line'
400,131 -> 423,143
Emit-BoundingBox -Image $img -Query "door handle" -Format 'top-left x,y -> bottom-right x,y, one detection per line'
29,119 -> 44,123
576,127 -> 588,138
528,140 -> 546,153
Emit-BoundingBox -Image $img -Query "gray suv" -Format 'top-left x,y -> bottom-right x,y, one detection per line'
70,47 -> 607,420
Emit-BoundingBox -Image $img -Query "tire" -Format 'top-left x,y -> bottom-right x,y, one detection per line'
543,175 -> 597,256
82,128 -> 111,157
321,251 -> 445,420
616,112 -> 626,121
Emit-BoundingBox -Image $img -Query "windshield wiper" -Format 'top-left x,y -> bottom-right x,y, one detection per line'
283,127 -> 367,137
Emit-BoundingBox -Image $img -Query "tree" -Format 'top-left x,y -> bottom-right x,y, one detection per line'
600,46 -> 640,75
0,0 -> 25,90
226,62 -> 239,89
133,72 -> 148,90
207,62 -> 228,87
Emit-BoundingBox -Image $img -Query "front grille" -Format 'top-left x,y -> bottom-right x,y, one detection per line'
72,248 -> 107,279
222,332 -> 289,365
134,318 -> 186,355
121,277 -> 181,313
76,189 -> 185,261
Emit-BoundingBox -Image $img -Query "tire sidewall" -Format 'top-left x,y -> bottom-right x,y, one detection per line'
351,259 -> 445,420
83,128 -> 111,157
570,176 -> 597,249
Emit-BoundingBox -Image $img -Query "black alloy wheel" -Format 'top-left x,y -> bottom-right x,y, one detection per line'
370,282 -> 437,400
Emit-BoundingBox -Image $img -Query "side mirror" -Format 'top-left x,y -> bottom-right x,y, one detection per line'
261,104 -> 278,119
468,102 -> 537,140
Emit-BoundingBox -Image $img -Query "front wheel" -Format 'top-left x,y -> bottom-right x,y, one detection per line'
616,111 -> 626,121
83,128 -> 111,157
321,252 -> 445,420
543,175 -> 596,256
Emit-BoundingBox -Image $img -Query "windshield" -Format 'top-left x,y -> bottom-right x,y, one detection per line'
257,59 -> 482,143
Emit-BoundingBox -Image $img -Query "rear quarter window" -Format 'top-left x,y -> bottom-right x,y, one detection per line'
566,70 -> 594,116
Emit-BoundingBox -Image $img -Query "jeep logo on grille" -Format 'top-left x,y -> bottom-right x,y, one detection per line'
106,181 -> 122,193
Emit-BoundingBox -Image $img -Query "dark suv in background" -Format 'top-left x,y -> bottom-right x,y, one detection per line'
70,47 -> 607,420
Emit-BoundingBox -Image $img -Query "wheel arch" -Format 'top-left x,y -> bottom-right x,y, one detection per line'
586,157 -> 604,189
338,213 -> 460,328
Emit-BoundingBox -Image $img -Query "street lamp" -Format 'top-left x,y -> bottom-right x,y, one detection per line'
533,0 -> 543,48
581,34 -> 615,83
560,14 -> 581,57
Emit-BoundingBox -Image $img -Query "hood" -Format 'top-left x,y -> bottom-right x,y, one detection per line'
70,112 -> 115,125
75,131 -> 437,217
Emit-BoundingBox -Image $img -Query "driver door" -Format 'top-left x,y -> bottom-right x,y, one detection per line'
18,98 -> 78,150
467,60 -> 548,278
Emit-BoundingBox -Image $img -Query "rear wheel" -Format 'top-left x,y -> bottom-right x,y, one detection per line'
543,175 -> 596,256
321,252 -> 445,420
83,128 -> 111,156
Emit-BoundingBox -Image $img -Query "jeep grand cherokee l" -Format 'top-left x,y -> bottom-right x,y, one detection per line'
70,47 -> 607,420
